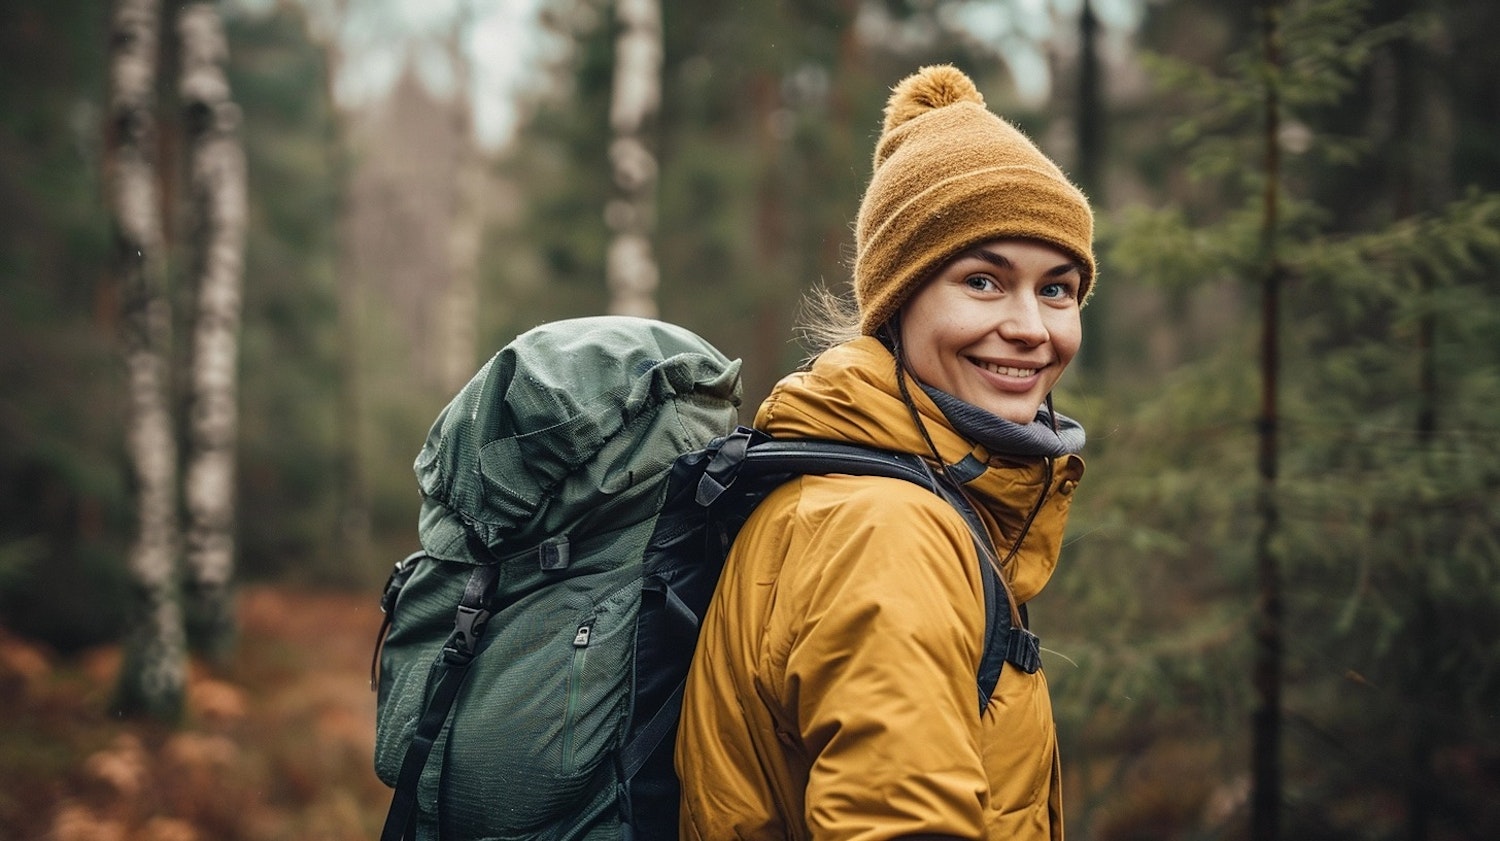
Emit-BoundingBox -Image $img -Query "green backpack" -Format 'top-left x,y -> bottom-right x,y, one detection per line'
371,316 -> 1035,840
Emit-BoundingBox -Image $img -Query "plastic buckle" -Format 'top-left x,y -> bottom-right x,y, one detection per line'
445,603 -> 493,664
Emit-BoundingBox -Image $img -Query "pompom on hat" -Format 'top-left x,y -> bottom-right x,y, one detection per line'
853,64 -> 1096,335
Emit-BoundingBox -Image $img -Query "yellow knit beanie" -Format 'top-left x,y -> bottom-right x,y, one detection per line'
854,64 -> 1096,336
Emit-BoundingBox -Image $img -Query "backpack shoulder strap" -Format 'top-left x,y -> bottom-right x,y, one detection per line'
699,428 -> 1025,714
379,546 -> 501,841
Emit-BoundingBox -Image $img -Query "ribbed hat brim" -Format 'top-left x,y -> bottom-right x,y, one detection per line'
853,72 -> 1095,334
855,163 -> 1094,334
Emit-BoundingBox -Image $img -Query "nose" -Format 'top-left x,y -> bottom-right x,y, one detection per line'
997,296 -> 1047,347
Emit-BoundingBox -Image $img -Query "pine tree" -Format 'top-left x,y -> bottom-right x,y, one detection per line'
215,4 -> 348,581
1251,3 -> 1286,836
304,0 -> 373,573
0,0 -> 131,653
1050,0 -> 1500,836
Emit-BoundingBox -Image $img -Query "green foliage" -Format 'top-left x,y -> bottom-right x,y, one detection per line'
1056,0 -> 1500,836
0,2 -> 135,650
224,8 -> 348,582
1273,189 -> 1500,836
1141,0 -> 1402,194
1104,203 -> 1260,291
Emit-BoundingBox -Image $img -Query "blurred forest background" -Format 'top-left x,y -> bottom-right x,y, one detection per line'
2,0 -> 1498,839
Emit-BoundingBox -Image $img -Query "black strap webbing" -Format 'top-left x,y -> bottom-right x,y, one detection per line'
618,575 -> 701,784
621,679 -> 686,783
380,562 -> 500,841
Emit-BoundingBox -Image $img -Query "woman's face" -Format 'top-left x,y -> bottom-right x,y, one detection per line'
898,238 -> 1083,424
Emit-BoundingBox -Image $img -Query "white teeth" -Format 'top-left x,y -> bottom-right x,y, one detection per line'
979,361 -> 1038,378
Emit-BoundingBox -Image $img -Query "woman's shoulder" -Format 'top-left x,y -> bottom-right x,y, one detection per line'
775,471 -> 974,549
757,473 -> 987,638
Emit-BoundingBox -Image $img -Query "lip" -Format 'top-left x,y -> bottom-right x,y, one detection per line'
968,356 -> 1047,393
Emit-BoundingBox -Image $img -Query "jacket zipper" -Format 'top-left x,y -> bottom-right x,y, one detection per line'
999,457 -> 1055,571
562,619 -> 593,769
986,457 -> 1056,630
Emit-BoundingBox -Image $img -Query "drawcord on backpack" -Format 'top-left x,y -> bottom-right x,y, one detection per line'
371,551 -> 425,691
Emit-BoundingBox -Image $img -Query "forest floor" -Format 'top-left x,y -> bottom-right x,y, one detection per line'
0,586 -> 392,841
7,586 -> 1493,841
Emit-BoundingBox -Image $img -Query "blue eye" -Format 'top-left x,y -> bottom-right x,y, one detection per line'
965,274 -> 996,291
1040,281 -> 1073,299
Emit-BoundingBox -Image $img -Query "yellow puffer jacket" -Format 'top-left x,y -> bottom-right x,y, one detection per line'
675,337 -> 1085,841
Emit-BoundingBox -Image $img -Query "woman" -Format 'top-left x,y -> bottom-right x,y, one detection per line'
675,64 -> 1094,840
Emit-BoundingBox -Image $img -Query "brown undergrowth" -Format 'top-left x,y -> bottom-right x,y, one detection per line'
0,587 -> 392,841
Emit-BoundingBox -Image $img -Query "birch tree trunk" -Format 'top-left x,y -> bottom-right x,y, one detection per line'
108,0 -> 186,719
605,0 -> 662,318
178,2 -> 247,659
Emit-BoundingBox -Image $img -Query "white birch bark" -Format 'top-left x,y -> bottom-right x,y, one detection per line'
108,0 -> 185,718
179,2 -> 247,656
606,0 -> 662,318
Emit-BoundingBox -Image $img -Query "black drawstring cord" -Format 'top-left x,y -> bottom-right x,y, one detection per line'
885,315 -> 952,486
886,318 -> 1018,609
883,315 -> 1052,630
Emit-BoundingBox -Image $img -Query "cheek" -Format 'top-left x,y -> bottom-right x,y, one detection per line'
903,333 -> 946,383
899,297 -> 960,371
1049,314 -> 1083,367
913,318 -> 979,370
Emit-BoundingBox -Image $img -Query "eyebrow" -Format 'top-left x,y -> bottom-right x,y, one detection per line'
965,247 -> 1082,277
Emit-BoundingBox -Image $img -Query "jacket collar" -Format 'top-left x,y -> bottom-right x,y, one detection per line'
755,337 -> 1084,602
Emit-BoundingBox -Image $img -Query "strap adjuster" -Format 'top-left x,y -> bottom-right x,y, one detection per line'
1005,627 -> 1042,674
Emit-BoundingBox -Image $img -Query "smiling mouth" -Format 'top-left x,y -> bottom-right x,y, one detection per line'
972,358 -> 1040,378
